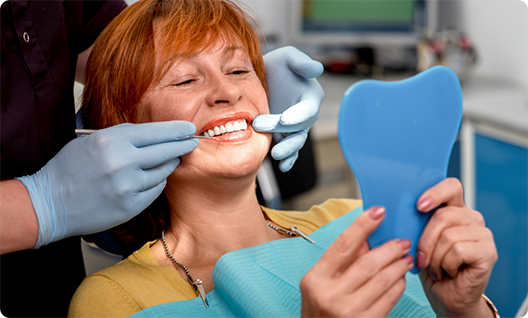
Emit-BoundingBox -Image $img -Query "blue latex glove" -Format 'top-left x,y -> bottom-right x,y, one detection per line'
17,121 -> 198,248
252,46 -> 324,172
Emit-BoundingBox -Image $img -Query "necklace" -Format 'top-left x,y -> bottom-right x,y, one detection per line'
161,229 -> 209,308
267,223 -> 315,244
161,223 -> 314,308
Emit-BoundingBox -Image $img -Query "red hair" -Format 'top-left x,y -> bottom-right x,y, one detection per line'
82,0 -> 267,251
83,0 -> 267,129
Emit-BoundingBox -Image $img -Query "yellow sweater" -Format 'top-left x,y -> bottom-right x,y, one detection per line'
68,199 -> 362,317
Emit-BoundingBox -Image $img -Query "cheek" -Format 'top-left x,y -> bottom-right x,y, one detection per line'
135,103 -> 153,123
261,131 -> 272,152
248,85 -> 269,115
137,96 -> 195,123
261,97 -> 270,115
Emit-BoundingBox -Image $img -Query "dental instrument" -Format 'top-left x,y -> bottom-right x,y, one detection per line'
75,129 -> 220,140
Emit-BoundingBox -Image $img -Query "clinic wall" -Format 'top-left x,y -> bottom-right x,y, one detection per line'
125,0 -> 528,93
241,0 -> 528,91
439,0 -> 528,91
238,0 -> 292,50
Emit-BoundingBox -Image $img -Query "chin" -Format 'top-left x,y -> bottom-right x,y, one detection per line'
211,133 -> 270,178
174,132 -> 271,182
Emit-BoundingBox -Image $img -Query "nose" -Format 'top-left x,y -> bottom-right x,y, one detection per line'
205,73 -> 242,107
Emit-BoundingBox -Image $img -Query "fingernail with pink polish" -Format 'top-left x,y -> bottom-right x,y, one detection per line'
417,197 -> 432,211
417,251 -> 426,269
369,207 -> 385,220
403,255 -> 414,265
397,239 -> 411,251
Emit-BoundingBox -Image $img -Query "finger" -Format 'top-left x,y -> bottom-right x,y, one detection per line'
132,179 -> 168,213
355,241 -> 371,259
111,157 -> 179,197
270,132 -> 307,160
251,114 -> 283,132
417,178 -> 466,213
427,225 -> 481,280
358,255 -> 413,317
109,121 -> 196,148
252,85 -> 321,133
418,206 -> 485,269
102,171 -> 169,226
136,139 -> 198,169
337,239 -> 411,293
333,256 -> 410,317
251,110 -> 318,133
279,91 -> 321,126
252,113 -> 312,133
367,276 -> 408,317
283,47 -> 324,78
278,152 -> 298,173
140,158 -> 181,191
437,228 -> 496,279
310,206 -> 386,278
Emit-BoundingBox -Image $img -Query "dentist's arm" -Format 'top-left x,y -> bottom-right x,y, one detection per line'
252,47 -> 324,172
0,180 -> 40,254
0,121 -> 198,254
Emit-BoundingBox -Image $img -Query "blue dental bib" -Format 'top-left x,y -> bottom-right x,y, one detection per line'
130,206 -> 434,317
338,66 -> 463,273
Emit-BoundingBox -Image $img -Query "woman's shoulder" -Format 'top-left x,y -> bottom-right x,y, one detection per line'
69,241 -> 196,317
68,267 -> 142,317
263,198 -> 363,235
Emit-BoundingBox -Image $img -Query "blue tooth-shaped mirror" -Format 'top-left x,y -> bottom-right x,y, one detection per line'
338,66 -> 463,273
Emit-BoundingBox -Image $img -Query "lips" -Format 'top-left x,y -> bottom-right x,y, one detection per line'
199,112 -> 253,142
202,119 -> 248,138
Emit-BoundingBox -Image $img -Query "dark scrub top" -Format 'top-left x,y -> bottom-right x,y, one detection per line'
1,1 -> 125,316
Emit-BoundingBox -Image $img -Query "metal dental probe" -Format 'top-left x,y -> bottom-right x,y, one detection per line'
74,129 -> 221,140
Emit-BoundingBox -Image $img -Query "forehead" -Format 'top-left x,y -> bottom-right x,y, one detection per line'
180,40 -> 248,61
153,21 -> 249,72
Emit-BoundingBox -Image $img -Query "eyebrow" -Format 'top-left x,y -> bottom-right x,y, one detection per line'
222,45 -> 246,60
224,45 -> 244,53
166,45 -> 244,62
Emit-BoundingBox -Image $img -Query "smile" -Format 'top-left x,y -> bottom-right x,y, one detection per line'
202,119 -> 248,138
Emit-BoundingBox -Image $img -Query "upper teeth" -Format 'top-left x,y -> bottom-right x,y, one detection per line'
202,120 -> 248,137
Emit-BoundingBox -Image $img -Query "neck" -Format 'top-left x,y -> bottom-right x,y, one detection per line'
152,172 -> 281,292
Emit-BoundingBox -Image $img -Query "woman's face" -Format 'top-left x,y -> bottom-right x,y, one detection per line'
137,37 -> 271,182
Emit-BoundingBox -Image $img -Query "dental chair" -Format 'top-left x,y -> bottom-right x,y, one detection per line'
256,132 -> 318,210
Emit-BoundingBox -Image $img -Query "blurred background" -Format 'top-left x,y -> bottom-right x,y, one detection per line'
238,1 -> 527,317
80,0 -> 527,316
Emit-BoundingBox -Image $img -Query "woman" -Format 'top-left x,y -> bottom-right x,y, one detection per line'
69,0 -> 498,317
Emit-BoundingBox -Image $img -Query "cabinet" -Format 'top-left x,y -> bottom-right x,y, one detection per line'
456,77 -> 527,317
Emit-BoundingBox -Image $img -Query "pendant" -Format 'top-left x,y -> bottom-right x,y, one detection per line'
192,279 -> 209,308
290,226 -> 315,244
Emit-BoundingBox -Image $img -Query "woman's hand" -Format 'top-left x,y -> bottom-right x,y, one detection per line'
300,207 -> 414,317
416,178 -> 498,317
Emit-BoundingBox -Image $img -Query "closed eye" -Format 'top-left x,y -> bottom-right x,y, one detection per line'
174,79 -> 194,86
231,70 -> 249,75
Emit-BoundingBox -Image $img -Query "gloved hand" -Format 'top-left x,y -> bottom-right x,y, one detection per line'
252,46 -> 324,172
17,121 -> 198,248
